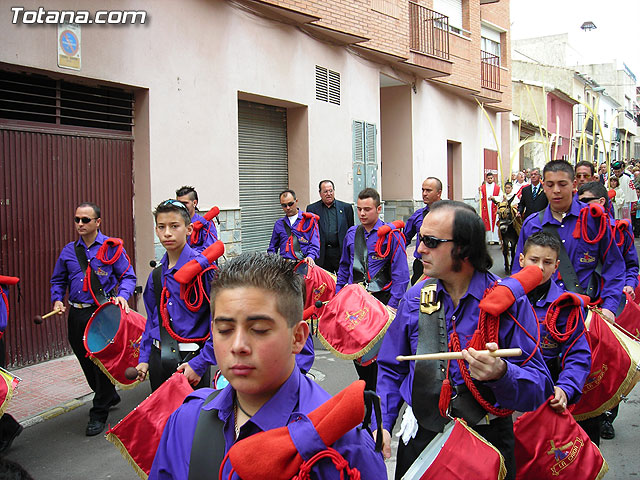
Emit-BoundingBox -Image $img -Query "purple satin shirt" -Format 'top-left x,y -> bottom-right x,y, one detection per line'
513,197 -> 624,312
530,279 -> 591,404
267,211 -> 320,260
0,285 -> 8,333
188,212 -> 218,253
404,205 -> 429,260
336,219 -> 409,309
613,218 -> 639,289
376,271 -> 553,432
50,231 -> 136,304
140,244 -> 214,364
150,367 -> 386,479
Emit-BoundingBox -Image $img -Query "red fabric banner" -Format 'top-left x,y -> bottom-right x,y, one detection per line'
617,292 -> 640,339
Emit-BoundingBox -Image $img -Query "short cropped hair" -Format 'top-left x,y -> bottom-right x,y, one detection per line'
577,180 -> 608,204
211,253 -> 305,328
522,231 -> 561,257
318,180 -> 335,191
429,200 -> 492,272
77,202 -> 101,219
153,199 -> 191,226
358,188 -> 381,207
575,160 -> 595,176
175,186 -> 198,202
280,189 -> 296,200
543,160 -> 575,180
505,181 -> 513,187
425,177 -> 443,192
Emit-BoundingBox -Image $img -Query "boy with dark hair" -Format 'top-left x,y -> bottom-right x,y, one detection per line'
519,231 -> 591,415
135,200 -> 217,391
150,252 -> 386,479
176,185 -> 218,252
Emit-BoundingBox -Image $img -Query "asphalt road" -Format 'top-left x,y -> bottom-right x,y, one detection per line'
5,243 -> 640,479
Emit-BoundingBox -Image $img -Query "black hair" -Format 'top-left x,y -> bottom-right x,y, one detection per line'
429,200 -> 493,272
318,180 -> 335,191
153,199 -> 191,226
77,202 -> 101,219
505,181 -> 513,187
543,160 -> 575,180
358,187 -> 381,207
425,177 -> 443,192
280,189 -> 297,200
575,160 -> 596,176
211,252 -> 304,328
523,231 -> 561,257
175,185 -> 198,202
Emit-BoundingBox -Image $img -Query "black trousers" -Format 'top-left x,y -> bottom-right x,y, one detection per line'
149,345 -> 211,392
0,338 -> 21,440
395,416 -> 516,480
67,306 -> 118,423
411,258 -> 424,285
321,245 -> 341,273
578,414 -> 602,446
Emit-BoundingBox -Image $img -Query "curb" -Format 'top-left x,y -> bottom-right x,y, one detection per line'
20,392 -> 94,428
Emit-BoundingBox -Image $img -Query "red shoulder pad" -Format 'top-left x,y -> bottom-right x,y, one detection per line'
479,265 -> 542,316
203,206 -> 220,222
302,211 -> 319,221
174,259 -> 202,285
202,240 -> 225,264
391,220 -> 405,230
0,276 -> 19,286
588,202 -> 605,217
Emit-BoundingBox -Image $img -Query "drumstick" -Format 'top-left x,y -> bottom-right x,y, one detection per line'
33,308 -> 62,324
396,348 -> 522,362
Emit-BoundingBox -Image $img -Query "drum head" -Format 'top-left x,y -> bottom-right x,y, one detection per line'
86,303 -> 121,353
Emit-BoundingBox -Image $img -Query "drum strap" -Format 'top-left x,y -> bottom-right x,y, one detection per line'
283,219 -> 304,260
189,389 -> 225,480
352,226 -> 391,293
412,281 -> 496,432
153,266 -> 182,373
74,243 -> 110,305
539,210 -> 600,300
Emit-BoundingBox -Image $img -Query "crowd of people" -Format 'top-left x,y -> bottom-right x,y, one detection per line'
1,159 -> 637,478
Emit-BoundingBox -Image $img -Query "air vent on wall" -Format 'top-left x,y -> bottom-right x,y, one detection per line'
315,65 -> 340,105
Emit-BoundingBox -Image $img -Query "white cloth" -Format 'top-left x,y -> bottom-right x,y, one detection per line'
616,173 -> 637,219
396,405 -> 419,446
476,183 -> 501,243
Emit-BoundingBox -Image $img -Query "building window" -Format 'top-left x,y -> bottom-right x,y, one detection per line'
315,65 -> 340,105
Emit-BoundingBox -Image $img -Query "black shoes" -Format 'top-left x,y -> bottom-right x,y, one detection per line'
0,424 -> 23,453
85,420 -> 106,437
600,420 -> 615,439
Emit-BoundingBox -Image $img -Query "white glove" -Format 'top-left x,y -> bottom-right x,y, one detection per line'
396,405 -> 419,445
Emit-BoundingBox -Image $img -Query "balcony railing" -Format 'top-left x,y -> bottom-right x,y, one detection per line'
575,112 -> 594,134
409,2 -> 450,60
481,50 -> 500,91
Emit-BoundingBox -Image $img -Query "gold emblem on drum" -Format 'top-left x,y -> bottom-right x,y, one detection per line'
547,437 -> 583,475
128,335 -> 142,359
345,308 -> 368,331
583,364 -> 608,393
313,283 -> 327,301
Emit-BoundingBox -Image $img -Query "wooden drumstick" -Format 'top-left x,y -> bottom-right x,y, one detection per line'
396,348 -> 522,362
33,308 -> 62,324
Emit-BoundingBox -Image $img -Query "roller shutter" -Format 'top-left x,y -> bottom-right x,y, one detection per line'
238,100 -> 289,253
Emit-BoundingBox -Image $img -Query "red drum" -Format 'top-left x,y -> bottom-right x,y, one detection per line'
317,284 -> 394,366
295,262 -> 336,310
616,292 -> 640,339
106,373 -> 193,478
0,367 -> 19,417
83,302 -> 146,389
572,309 -> 640,420
403,419 -> 506,480
514,397 -> 608,480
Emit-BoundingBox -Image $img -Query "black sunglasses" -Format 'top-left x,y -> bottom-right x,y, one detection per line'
74,216 -> 97,224
579,196 -> 600,204
161,199 -> 189,210
280,201 -> 296,208
419,234 -> 453,249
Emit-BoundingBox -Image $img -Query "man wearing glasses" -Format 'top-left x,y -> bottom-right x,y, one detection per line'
50,202 -> 136,436
306,180 -> 354,273
268,189 -> 320,265
376,200 -> 551,480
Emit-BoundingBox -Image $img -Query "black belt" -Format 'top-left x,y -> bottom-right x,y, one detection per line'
326,244 -> 339,249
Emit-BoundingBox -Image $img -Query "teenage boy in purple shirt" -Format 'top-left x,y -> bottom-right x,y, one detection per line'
268,189 -> 320,264
176,185 -> 218,253
135,200 -> 215,391
376,201 -> 552,480
150,253 -> 385,479
50,202 -> 136,436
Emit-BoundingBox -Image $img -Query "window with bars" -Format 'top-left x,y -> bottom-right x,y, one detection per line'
315,65 -> 340,105
0,69 -> 134,132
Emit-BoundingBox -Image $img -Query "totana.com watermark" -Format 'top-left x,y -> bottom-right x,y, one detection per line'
10,7 -> 147,24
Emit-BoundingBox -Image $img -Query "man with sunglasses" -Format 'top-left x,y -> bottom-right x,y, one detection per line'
376,200 -> 551,480
268,189 -> 320,265
51,202 -> 136,436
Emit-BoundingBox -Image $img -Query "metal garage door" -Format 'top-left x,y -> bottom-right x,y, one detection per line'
238,100 -> 288,253
0,69 -> 135,366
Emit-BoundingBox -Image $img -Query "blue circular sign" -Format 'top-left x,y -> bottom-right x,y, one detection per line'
60,30 -> 78,56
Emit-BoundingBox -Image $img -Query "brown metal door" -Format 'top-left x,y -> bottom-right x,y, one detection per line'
0,129 -> 134,366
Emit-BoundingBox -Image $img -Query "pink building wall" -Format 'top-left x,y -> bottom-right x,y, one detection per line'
547,93 -> 574,159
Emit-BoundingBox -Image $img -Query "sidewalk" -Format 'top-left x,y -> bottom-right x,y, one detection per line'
6,355 -> 93,427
